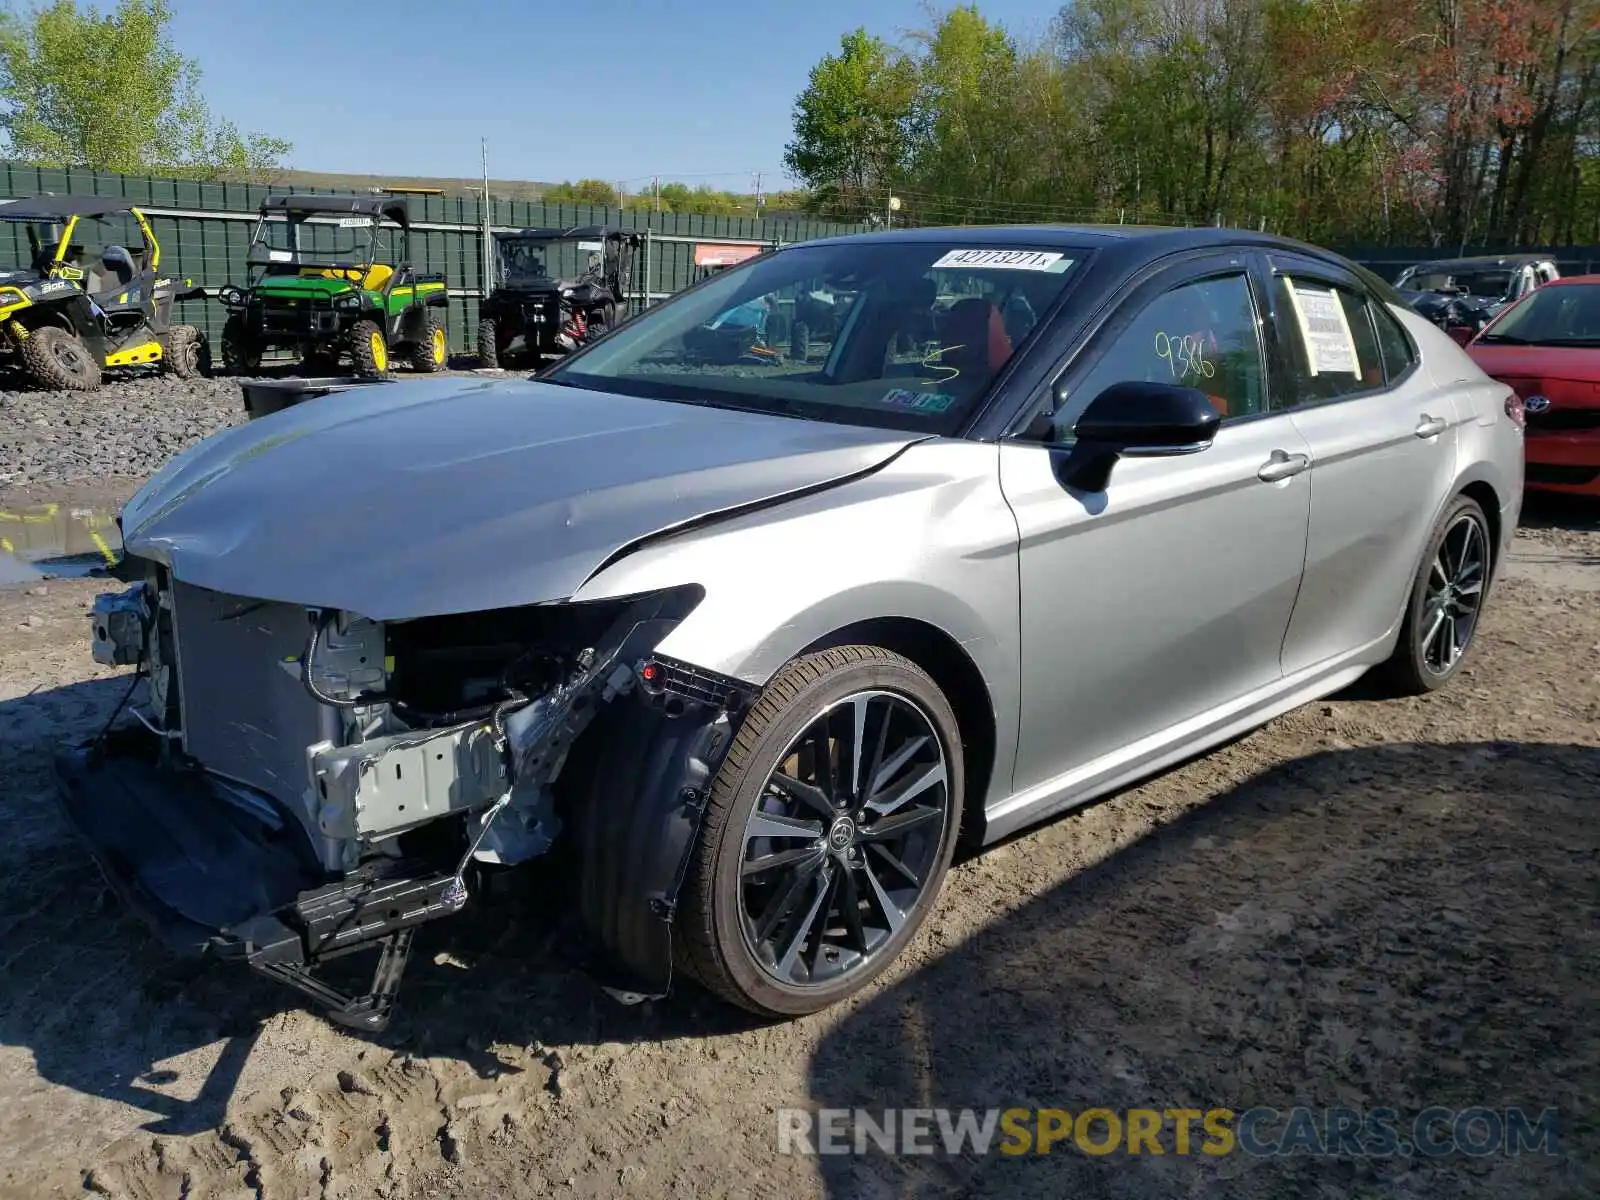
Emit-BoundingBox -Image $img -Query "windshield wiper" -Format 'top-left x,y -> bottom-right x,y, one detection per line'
1475,333 -> 1528,344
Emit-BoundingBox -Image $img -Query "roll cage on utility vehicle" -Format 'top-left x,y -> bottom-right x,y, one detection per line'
476,226 -> 640,367
0,194 -> 209,390
218,194 -> 449,378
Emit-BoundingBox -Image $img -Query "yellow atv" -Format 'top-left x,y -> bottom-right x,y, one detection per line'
0,195 -> 209,390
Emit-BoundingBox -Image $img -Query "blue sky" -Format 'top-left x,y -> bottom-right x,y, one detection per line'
167,0 -> 1059,188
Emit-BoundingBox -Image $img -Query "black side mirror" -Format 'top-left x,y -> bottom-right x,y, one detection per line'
1057,380 -> 1221,492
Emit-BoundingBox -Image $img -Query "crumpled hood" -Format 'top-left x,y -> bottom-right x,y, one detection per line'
121,378 -> 921,619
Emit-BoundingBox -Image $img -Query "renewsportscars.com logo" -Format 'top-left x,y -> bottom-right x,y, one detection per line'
777,1106 -> 1561,1159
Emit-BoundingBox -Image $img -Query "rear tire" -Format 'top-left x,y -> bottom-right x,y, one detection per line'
220,315 -> 261,375
676,646 -> 963,1017
161,324 -> 203,378
1378,495 -> 1492,695
348,319 -> 389,378
409,310 -> 447,372
22,326 -> 101,391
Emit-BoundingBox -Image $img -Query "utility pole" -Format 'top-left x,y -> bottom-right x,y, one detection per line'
653,176 -> 660,213
616,180 -> 625,210
752,171 -> 764,215
480,137 -> 492,301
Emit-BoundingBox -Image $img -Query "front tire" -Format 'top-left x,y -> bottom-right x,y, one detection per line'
220,315 -> 261,375
677,646 -> 963,1017
22,326 -> 101,391
348,319 -> 389,378
477,317 -> 502,368
1379,495 -> 1492,695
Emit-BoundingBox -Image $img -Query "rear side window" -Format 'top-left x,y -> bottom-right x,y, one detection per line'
1373,302 -> 1416,384
1273,277 -> 1386,406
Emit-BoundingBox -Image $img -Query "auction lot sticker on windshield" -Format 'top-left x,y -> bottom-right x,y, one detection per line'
335,216 -> 372,227
931,248 -> 1072,272
1283,276 -> 1359,374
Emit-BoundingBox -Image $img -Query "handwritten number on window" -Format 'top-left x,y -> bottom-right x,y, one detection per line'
1154,330 -> 1215,381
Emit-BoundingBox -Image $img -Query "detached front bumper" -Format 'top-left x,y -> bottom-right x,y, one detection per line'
54,726 -> 464,1029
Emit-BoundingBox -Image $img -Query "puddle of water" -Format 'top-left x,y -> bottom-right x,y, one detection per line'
0,502 -> 122,585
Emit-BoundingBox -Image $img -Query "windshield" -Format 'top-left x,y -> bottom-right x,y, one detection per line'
0,214 -> 142,274
543,240 -> 1082,434
1477,283 -> 1600,345
1400,269 -> 1512,298
498,236 -> 605,285
250,214 -> 383,269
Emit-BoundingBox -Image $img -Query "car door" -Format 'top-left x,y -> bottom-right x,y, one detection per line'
998,254 -> 1313,797
1259,252 -> 1463,676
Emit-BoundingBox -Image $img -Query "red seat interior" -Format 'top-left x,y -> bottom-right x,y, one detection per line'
942,298 -> 1014,377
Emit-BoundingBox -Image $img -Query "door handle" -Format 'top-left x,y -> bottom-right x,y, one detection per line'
1257,450 -> 1311,482
1415,414 -> 1449,439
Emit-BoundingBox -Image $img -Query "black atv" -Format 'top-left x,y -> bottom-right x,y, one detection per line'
0,195 -> 210,390
217,195 -> 449,379
477,227 -> 640,368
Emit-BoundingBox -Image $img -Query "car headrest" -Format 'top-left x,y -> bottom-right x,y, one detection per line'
943,297 -> 1014,372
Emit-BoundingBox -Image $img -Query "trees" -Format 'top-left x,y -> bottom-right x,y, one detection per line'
783,28 -> 917,214
0,0 -> 290,178
782,0 -> 1600,248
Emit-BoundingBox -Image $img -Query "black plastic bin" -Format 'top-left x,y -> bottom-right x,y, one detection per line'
239,376 -> 395,421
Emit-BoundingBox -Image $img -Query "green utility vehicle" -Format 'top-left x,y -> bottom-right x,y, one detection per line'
0,195 -> 209,390
218,195 -> 448,378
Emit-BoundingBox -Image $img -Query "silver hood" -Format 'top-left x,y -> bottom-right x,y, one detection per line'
121,377 -> 922,619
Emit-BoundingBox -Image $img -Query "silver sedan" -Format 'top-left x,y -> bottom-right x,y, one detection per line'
58,226 -> 1523,1026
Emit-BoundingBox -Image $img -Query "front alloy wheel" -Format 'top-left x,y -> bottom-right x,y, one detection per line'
679,646 -> 963,1016
740,690 -> 949,988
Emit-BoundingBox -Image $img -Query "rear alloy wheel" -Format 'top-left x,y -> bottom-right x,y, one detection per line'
161,323 -> 205,378
678,646 -> 963,1016
348,319 -> 389,378
409,312 -> 447,372
1381,495 -> 1491,694
22,325 -> 101,391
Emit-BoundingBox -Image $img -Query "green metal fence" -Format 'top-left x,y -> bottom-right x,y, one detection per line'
0,161 -> 866,354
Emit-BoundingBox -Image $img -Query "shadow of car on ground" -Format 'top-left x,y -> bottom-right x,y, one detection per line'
806,740 -> 1598,1199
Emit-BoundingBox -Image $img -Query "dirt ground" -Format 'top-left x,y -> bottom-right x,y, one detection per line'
0,478 -> 1595,1200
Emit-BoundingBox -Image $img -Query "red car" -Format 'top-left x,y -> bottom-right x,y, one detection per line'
1467,275 -> 1600,496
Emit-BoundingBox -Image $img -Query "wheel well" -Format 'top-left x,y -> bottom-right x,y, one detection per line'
801,617 -> 996,845
1459,481 -> 1502,570
22,308 -> 75,334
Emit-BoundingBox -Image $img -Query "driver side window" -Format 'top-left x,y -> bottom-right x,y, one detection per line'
1052,272 -> 1266,440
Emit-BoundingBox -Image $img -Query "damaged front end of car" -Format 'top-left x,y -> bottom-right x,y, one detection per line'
57,563 -> 753,1030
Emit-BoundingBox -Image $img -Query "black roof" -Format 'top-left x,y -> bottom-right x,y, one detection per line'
0,194 -> 143,221
496,226 -> 637,242
1401,253 -> 1554,273
805,223 -> 1349,268
259,194 -> 410,228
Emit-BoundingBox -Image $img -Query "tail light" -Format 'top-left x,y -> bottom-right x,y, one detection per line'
1504,391 -> 1526,429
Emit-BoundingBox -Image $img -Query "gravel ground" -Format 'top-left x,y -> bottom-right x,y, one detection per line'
0,391 -> 1595,1199
0,366 -> 495,488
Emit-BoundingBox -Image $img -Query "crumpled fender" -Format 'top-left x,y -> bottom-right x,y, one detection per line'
569,661 -> 755,998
